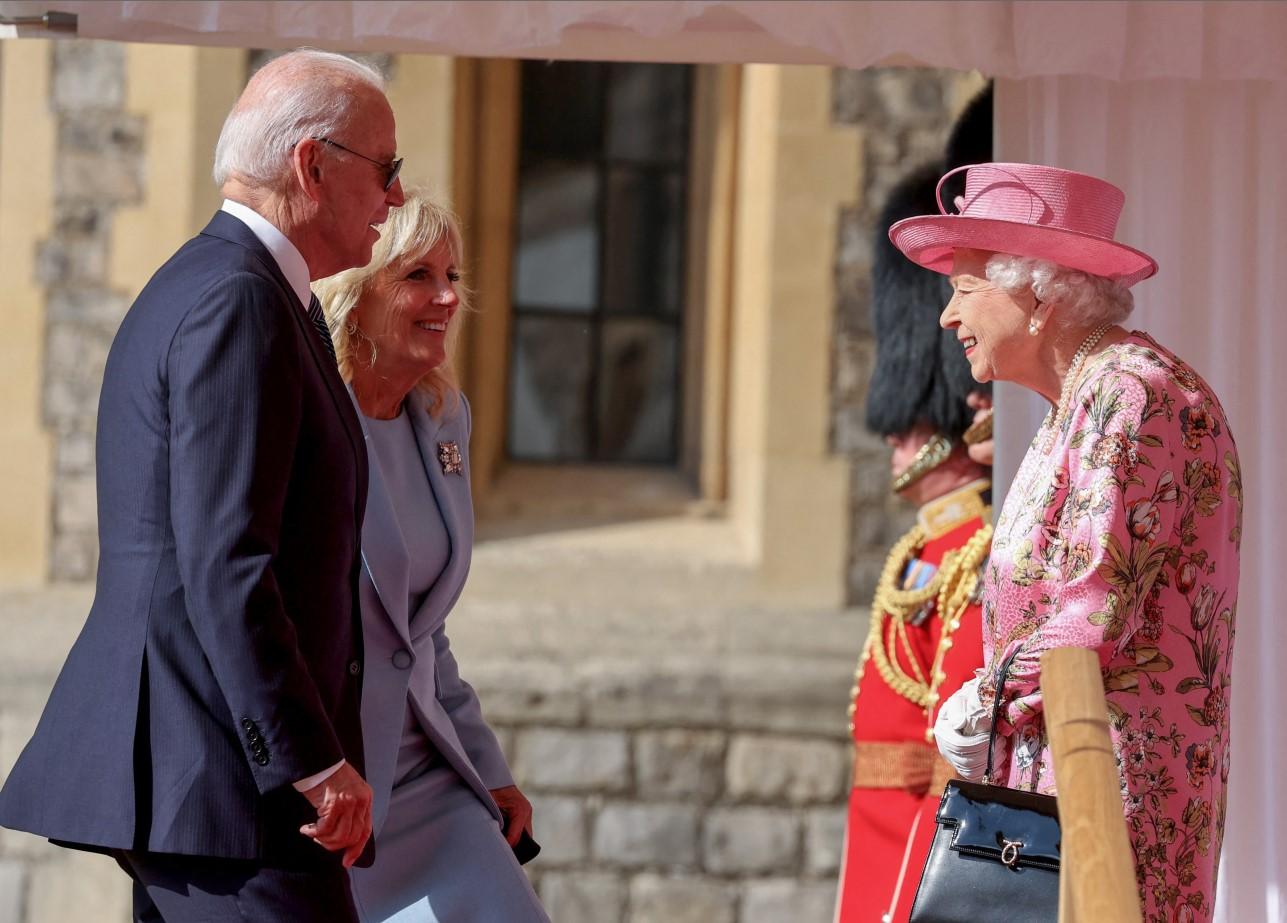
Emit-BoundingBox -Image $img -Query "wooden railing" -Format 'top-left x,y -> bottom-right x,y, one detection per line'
1042,647 -> 1143,923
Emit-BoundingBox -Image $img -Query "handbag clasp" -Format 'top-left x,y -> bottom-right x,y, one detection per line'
1000,838 -> 1023,868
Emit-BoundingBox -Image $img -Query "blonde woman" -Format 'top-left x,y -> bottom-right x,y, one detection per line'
316,190 -> 548,923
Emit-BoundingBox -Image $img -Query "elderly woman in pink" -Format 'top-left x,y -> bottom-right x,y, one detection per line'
892,163 -> 1241,923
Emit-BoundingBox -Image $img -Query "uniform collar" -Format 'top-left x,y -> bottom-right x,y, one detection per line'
917,479 -> 992,540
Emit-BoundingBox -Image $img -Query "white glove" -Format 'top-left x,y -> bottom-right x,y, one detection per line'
934,677 -> 993,782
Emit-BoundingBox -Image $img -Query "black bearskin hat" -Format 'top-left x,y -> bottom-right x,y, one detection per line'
864,84 -> 993,442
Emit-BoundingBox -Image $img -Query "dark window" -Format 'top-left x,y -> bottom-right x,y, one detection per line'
508,61 -> 692,464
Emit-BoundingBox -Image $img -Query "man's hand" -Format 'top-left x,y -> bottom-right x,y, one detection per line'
299,762 -> 373,867
489,785 -> 534,847
964,392 -> 994,467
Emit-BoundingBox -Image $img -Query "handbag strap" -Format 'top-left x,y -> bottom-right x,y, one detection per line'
983,644 -> 1024,785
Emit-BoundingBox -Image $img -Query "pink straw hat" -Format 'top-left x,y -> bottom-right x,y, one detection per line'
889,162 -> 1157,287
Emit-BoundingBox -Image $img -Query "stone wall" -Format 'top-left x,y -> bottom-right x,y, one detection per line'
40,41 -> 142,581
471,655 -> 851,922
829,67 -> 986,604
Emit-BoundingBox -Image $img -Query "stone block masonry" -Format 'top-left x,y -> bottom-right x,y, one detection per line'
42,41 -> 141,582
475,654 -> 851,923
448,517 -> 865,923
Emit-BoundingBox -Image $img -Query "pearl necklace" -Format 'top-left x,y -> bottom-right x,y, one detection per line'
1042,322 -> 1113,453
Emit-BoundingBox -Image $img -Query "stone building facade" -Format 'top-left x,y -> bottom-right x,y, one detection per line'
41,41 -> 140,581
0,38 -> 981,923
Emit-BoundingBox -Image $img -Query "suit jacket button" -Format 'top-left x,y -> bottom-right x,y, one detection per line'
255,754 -> 270,766
391,649 -> 412,670
241,719 -> 255,732
348,660 -> 361,676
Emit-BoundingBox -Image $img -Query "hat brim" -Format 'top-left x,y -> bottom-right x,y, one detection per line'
889,215 -> 1158,287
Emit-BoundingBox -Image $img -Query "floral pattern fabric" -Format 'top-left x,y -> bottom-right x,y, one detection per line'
983,331 -> 1241,923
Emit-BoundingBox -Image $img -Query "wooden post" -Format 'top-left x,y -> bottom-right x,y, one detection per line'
1041,646 -> 1142,923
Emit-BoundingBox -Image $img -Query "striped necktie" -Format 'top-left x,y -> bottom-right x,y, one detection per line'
306,294 -> 337,363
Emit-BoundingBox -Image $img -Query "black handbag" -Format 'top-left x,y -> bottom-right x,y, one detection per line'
908,647 -> 1061,923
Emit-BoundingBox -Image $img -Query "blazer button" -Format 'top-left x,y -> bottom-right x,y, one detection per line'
241,718 -> 255,732
348,660 -> 361,676
255,753 -> 270,766
391,649 -> 413,670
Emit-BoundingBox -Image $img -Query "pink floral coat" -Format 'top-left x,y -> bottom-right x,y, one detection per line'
983,331 -> 1241,923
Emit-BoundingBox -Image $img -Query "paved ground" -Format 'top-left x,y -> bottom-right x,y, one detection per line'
0,514 -> 861,923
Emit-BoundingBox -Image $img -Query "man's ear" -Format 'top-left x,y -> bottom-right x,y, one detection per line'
292,139 -> 325,203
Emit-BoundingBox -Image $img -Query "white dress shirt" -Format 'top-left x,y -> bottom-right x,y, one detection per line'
219,199 -> 345,794
220,199 -> 312,311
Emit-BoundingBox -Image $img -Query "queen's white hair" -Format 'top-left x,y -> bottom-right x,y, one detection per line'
212,50 -> 385,190
984,254 -> 1134,327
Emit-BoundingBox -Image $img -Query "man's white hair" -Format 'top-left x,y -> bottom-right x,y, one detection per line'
984,254 -> 1134,327
213,49 -> 385,190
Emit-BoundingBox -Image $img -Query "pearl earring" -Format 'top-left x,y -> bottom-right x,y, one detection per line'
1028,318 -> 1041,336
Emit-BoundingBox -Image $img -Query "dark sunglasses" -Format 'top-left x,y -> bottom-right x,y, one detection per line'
312,137 -> 403,191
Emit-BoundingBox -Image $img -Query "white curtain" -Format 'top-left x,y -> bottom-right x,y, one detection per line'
994,76 -> 1287,922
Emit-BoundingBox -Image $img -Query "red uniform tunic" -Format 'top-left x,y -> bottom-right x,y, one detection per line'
835,483 -> 990,923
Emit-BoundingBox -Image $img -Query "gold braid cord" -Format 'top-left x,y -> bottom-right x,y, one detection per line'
847,522 -> 994,735
890,433 -> 953,494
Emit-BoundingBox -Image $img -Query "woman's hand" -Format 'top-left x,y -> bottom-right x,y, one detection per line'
489,784 -> 534,847
963,392 -> 994,467
934,678 -> 993,782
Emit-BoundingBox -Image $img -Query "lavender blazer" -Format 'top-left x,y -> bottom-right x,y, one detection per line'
352,391 -> 511,837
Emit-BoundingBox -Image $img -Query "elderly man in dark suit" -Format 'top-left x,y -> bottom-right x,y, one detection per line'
0,49 -> 405,922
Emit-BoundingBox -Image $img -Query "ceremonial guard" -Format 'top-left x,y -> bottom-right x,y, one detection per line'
834,140 -> 995,921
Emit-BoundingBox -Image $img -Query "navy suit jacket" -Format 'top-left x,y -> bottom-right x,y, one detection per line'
0,212 -> 370,867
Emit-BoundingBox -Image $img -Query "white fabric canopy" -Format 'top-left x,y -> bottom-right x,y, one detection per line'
995,75 -> 1287,923
1,0 -> 1286,80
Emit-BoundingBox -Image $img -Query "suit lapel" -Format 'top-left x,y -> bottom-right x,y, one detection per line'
199,212 -> 366,477
407,397 -> 473,641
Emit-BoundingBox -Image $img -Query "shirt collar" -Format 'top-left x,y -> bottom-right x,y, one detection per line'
220,199 -> 312,311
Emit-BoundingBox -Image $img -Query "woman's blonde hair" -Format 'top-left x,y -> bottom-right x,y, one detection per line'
314,188 -> 470,418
